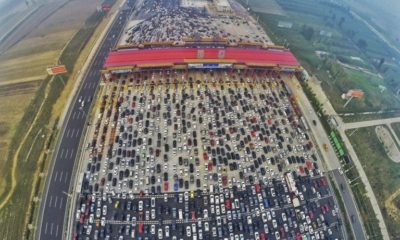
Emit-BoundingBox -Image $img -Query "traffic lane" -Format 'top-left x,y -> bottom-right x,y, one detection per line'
41,144 -> 77,239
332,169 -> 365,240
38,44 -> 111,240
39,7 -> 131,239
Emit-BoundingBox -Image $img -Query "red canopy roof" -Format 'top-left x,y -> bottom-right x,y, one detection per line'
104,47 -> 299,68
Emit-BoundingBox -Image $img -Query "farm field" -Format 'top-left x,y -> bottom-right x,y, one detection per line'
0,0 -> 100,188
0,81 -> 41,197
347,126 -> 400,238
252,0 -> 400,113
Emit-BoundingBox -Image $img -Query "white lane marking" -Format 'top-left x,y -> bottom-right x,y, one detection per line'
64,149 -> 69,159
53,172 -> 58,182
55,224 -> 59,237
72,111 -> 77,119
59,148 -> 64,159
91,82 -> 97,89
83,81 -> 88,89
59,197 -> 64,209
69,149 -> 74,159
48,195 -> 53,207
70,129 -> 75,138
50,223 -> 54,236
44,222 -> 48,235
54,196 -> 58,208
77,111 -> 82,119
59,171 -> 63,182
75,129 -> 80,138
64,172 -> 69,184
66,128 -> 71,138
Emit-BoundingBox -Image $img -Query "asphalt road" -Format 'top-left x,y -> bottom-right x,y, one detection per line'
36,3 -> 133,240
331,169 -> 366,240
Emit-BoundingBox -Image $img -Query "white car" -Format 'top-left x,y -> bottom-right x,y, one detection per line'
204,222 -> 209,231
158,228 -> 163,239
165,226 -> 170,237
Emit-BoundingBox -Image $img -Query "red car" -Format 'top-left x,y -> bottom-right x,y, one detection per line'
203,152 -> 209,161
222,176 -> 228,186
296,232 -> 302,240
225,199 -> 231,209
255,183 -> 261,193
138,223 -> 143,233
259,232 -> 266,240
164,182 -> 169,191
208,162 -> 213,171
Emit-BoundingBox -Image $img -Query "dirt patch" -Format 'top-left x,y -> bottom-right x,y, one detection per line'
375,125 -> 400,162
385,188 -> 400,226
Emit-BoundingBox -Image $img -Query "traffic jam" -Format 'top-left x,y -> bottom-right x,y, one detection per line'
74,70 -> 343,240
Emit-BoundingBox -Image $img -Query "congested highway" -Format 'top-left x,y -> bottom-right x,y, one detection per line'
35,1 -> 135,239
78,174 -> 341,240
73,71 -> 344,240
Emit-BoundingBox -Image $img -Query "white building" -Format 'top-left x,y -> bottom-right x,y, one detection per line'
214,0 -> 232,12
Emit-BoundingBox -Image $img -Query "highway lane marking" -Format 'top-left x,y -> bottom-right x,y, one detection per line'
44,222 -> 48,235
77,111 -> 82,119
50,223 -> 54,236
64,172 -> 69,184
63,149 -> 69,159
59,148 -> 64,159
83,81 -> 88,89
72,111 -> 77,119
66,128 -> 71,138
70,129 -> 76,138
54,196 -> 58,208
75,129 -> 80,138
59,197 -> 64,209
55,224 -> 59,237
69,149 -> 74,159
48,195 -> 53,207
53,171 -> 58,182
59,171 -> 63,182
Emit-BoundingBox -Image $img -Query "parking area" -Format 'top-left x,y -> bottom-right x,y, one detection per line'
120,0 -> 271,45
74,70 -> 343,240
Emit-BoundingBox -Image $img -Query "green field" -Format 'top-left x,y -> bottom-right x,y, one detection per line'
348,127 -> 400,238
339,68 -> 400,111
253,0 -> 400,113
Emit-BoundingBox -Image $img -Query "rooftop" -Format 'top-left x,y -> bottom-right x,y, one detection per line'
103,47 -> 300,69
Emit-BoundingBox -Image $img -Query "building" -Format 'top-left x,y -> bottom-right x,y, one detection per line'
101,45 -> 300,80
214,0 -> 232,13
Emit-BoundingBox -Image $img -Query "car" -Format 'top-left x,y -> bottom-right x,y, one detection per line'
165,226 -> 170,237
158,228 -> 163,239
